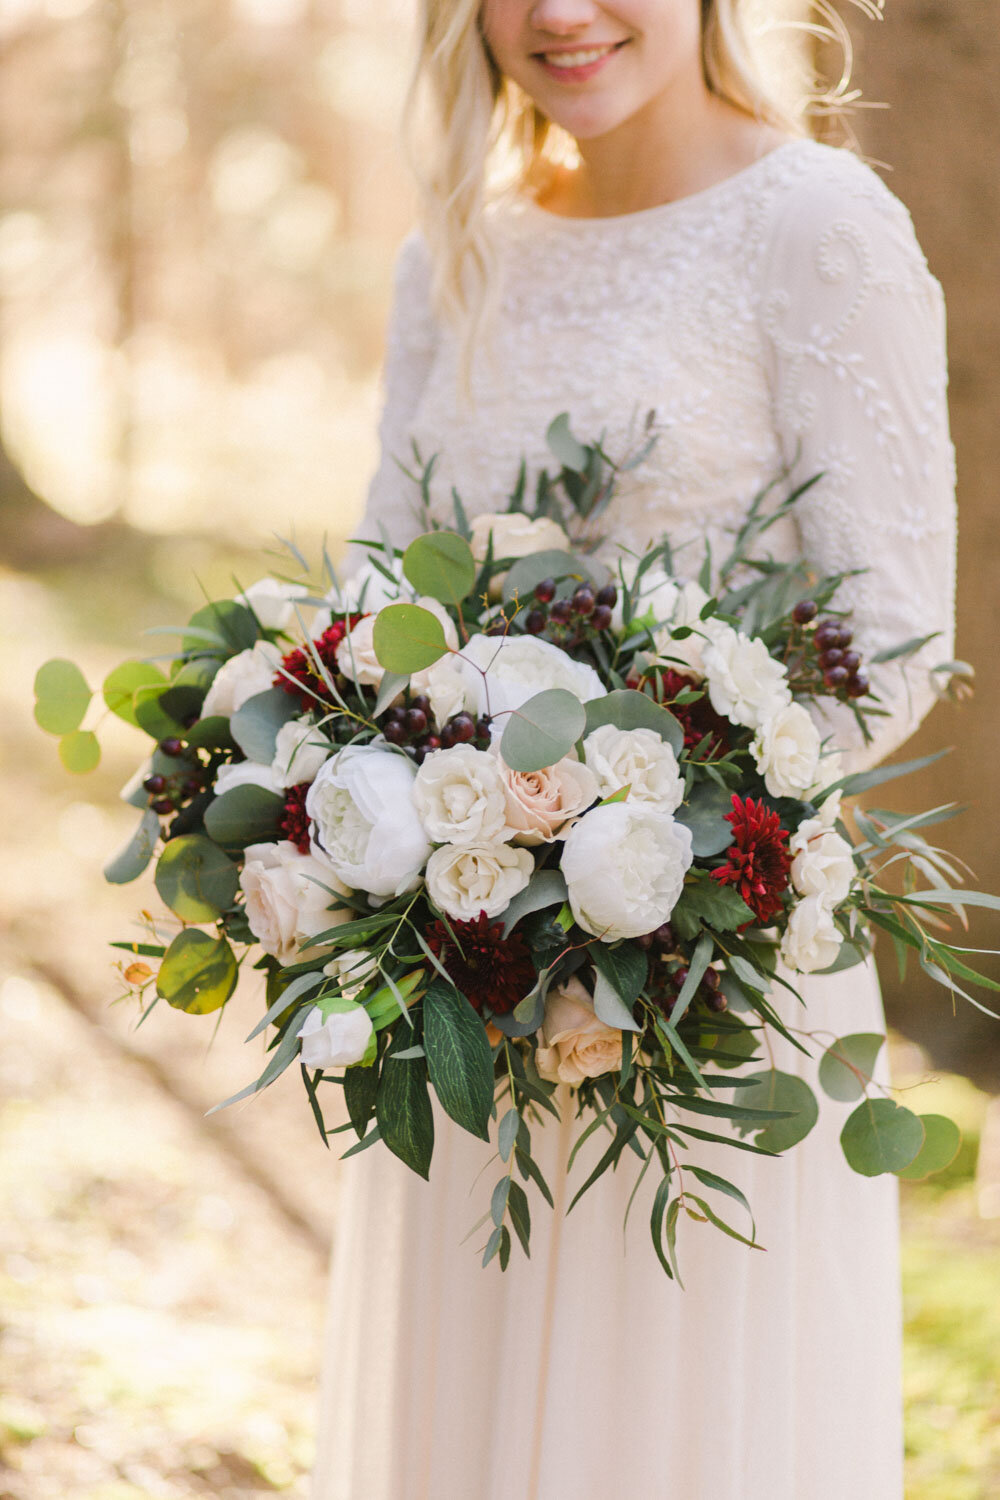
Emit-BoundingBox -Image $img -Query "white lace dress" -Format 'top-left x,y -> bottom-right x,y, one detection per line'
309,138 -> 957,1500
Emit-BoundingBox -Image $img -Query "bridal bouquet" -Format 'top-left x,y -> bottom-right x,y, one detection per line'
36,415 -> 994,1279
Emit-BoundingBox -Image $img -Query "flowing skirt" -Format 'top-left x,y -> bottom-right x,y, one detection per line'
309,955 -> 903,1500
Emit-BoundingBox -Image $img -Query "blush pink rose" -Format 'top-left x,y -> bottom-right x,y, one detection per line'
498,753 -> 598,846
534,975 -> 622,1087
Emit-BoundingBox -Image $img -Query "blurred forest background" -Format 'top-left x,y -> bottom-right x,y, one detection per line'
1,1 -> 998,1496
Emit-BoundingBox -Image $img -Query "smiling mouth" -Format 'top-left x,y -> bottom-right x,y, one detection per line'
534,40 -> 628,71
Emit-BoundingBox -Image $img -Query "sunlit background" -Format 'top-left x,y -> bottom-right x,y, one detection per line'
1,1 -> 999,1496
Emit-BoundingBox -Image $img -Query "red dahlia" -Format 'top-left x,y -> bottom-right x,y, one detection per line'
281,782 -> 311,854
275,615 -> 364,707
424,912 -> 536,1016
710,794 -> 791,925
630,667 -> 730,758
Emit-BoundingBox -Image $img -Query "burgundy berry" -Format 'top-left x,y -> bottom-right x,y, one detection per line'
413,745 -> 430,765
595,583 -> 618,609
702,966 -> 721,991
405,707 -> 428,737
847,672 -> 870,698
475,717 -> 492,740
449,712 -> 476,744
834,626 -> 853,649
792,599 -> 818,625
525,609 -> 547,635
550,599 -> 573,624
410,695 -> 431,717
653,922 -> 676,949
814,622 -> 840,650
534,578 -> 556,604
182,709 -> 201,729
818,648 -> 844,670
383,720 -> 407,745
671,965 -> 690,991
704,989 -> 728,1014
439,724 -> 457,749
385,705 -> 406,725
591,604 -> 613,631
151,797 -> 174,815
159,736 -> 184,757
143,774 -> 167,795
636,931 -> 655,950
823,666 -> 849,690
181,776 -> 203,798
841,650 -> 861,675
658,995 -> 676,1018
572,587 -> 595,616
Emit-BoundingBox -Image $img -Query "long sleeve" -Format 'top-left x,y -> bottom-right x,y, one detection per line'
343,228 -> 440,573
761,155 -> 958,774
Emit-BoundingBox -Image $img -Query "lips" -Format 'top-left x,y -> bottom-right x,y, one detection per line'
534,39 -> 628,81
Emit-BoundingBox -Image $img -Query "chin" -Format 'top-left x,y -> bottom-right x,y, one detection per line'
537,98 -> 635,141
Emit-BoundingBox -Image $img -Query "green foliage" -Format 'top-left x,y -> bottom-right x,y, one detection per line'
546,411 -> 588,472
671,876 -> 753,942
501,549 -> 603,605
376,1022 -> 434,1179
674,780 -> 735,856
229,687 -> 299,762
180,600 -> 259,656
818,1033 -> 885,1102
34,658 -> 91,735
588,942 -> 646,1032
154,833 -> 239,921
102,661 -> 167,727
499,687 -> 586,773
402,531 -> 476,604
156,929 -> 238,1014
372,602 -> 449,673
500,871 -> 568,936
736,1070 -> 819,1153
203,785 -> 284,852
583,688 -> 684,757
841,1097 -> 925,1176
897,1115 -> 963,1181
58,729 -> 100,774
104,809 -> 161,885
344,1060 -> 379,1140
422,979 -> 495,1141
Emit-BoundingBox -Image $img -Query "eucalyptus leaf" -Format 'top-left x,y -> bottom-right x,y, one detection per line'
154,833 -> 239,921
156,929 -> 238,1014
58,730 -> 100,774
230,687 -> 299,762
583,689 -> 684,757
104,808 -> 161,885
818,1033 -> 885,1102
499,688 -> 586,773
181,599 -> 259,656
674,781 -> 736,856
203,785 -> 285,851
102,661 -> 167,727
840,1098 -> 925,1177
500,871 -> 569,936
372,603 -> 449,674
403,531 -> 476,604
546,411 -> 588,472
895,1114 -> 962,1180
501,549 -> 604,605
735,1070 -> 819,1153
34,658 -> 91,735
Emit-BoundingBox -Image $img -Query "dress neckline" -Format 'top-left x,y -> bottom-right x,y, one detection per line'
516,137 -> 810,228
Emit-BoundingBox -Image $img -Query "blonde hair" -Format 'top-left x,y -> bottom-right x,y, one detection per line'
403,0 -> 885,394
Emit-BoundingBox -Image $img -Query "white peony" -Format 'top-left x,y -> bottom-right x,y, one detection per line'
469,511 -> 570,565
561,802 -> 693,940
201,641 -> 282,718
425,840 -> 534,922
413,744 -> 509,846
306,745 -> 431,898
271,719 -> 331,788
214,759 -> 283,797
323,947 -> 380,1000
497,752 -> 599,845
235,578 -> 307,630
296,1003 -> 374,1068
701,623 -> 791,730
780,895 -> 843,974
789,819 -> 855,908
582,724 -> 684,812
458,633 -> 604,720
751,701 -> 822,799
240,841 -> 350,964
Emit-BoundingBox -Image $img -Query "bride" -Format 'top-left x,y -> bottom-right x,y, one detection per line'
310,2 -> 956,1496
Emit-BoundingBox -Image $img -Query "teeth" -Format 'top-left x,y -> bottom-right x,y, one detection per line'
544,45 -> 616,68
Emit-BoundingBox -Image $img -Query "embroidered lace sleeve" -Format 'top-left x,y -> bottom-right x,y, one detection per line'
761,157 -> 958,774
344,230 -> 439,571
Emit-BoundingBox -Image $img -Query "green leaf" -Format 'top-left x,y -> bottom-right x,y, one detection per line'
58,730 -> 100,773
499,688 -> 586,774
735,1070 -> 819,1153
104,808 -> 161,884
671,877 -> 752,937
829,748 -> 951,801
372,602 -> 449,674
674,781 -> 735,856
133,683 -> 188,740
650,1177 -> 679,1282
423,979 -> 495,1141
491,1176 -> 510,1227
402,531 -> 476,604
374,671 -> 410,718
376,1023 -> 434,1179
588,942 -> 646,1032
546,412 -> 588,472
482,1225 -> 503,1268
500,871 -> 568,936
34,658 -> 92,735
185,715 -> 238,751
102,661 -> 167,727
204,785 -> 285,852
498,1108 -> 520,1163
154,833 -> 239,921
501,549 -> 603,605
156,929 -> 238,1014
344,1063 -> 379,1138
896,1114 -> 962,1180
507,1180 -> 531,1257
229,687 -> 299,762
818,1033 -> 885,1103
840,1098 -> 925,1177
583,689 -> 684,757
181,600 -> 259,656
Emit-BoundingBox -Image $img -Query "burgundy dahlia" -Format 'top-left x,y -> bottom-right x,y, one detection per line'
631,667 -> 730,758
275,615 -> 364,707
710,794 -> 791,925
281,782 -> 311,854
424,912 -> 536,1016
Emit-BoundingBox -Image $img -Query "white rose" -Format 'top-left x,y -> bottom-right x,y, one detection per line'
240,841 -> 350,964
561,802 -> 693,940
806,753 -> 845,828
469,511 -> 570,565
582,724 -> 684,812
335,613 -> 381,686
413,744 -> 509,845
780,894 -> 843,974
296,1002 -> 374,1068
458,633 -> 604,720
201,641 -> 282,718
272,719 -> 331,788
789,819 -> 855,907
497,752 -> 599,845
751,702 -> 822,799
425,840 -> 534,921
701,623 -> 791,730
653,579 -> 714,679
323,947 -> 380,1000
235,578 -> 307,630
306,745 -> 431,898
534,975 -> 622,1086
214,759 -> 283,797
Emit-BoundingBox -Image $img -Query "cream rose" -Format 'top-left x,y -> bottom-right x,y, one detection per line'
469,512 -> 570,566
306,745 -> 431,897
534,975 -> 623,1086
297,1002 -> 374,1068
582,724 -> 684,812
561,802 -> 693,940
780,895 -> 843,974
458,633 -> 604,720
751,702 -> 822,799
201,641 -> 282,718
272,719 -> 331,788
497,752 -> 598,845
789,819 -> 855,907
240,841 -> 349,964
701,622 -> 791,730
413,744 -> 509,845
425,840 -> 533,922
323,947 -> 380,1000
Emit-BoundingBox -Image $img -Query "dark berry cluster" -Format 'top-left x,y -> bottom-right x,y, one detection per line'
144,732 -> 207,815
382,696 -> 492,765
790,600 -> 870,701
635,922 -> 727,1019
521,577 -> 618,645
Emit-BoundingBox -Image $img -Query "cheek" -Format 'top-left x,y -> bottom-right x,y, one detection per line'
478,0 -> 519,67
